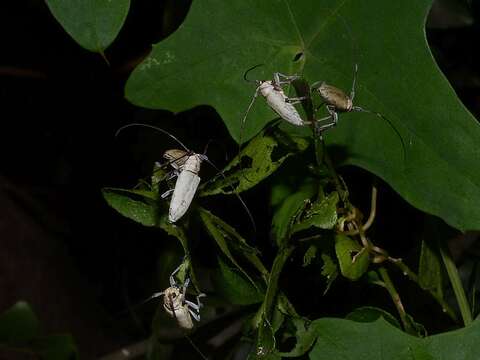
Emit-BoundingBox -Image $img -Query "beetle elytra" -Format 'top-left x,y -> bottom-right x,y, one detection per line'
162,149 -> 207,223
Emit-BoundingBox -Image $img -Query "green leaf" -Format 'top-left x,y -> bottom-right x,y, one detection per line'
346,306 -> 401,329
0,301 -> 40,345
292,192 -> 339,233
303,245 -> 317,267
335,234 -> 370,281
45,0 -> 130,53
125,0 -> 480,232
256,246 -> 295,356
309,317 -> 480,360
200,126 -> 308,196
278,317 -> 318,358
214,257 -> 264,305
198,207 -> 257,288
157,215 -> 189,255
418,239 -> 444,299
102,187 -> 160,226
309,318 -> 422,360
271,180 -> 316,246
320,253 -> 338,293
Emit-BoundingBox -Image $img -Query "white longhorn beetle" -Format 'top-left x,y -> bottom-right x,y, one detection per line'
160,148 -> 207,223
115,123 -> 256,229
148,263 -> 206,330
141,263 -> 209,360
239,65 -> 312,145
311,64 -> 407,159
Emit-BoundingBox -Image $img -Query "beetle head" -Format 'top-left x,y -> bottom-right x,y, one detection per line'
163,286 -> 183,311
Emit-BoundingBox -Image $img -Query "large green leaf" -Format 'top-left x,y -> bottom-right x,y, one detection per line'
102,188 -> 160,226
309,317 -> 480,360
45,0 -> 130,53
125,0 -> 480,231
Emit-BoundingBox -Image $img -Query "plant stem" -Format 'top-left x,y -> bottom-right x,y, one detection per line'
388,257 -> 458,322
439,239 -> 472,326
378,267 -> 414,333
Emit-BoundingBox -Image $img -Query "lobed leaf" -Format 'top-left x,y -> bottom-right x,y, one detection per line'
45,0 -> 130,53
309,317 -> 480,360
125,0 -> 480,232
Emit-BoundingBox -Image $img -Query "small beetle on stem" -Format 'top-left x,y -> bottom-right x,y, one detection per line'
141,263 -> 209,360
147,263 -> 206,331
311,65 -> 407,160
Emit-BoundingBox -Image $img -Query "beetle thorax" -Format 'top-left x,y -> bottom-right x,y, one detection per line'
258,81 -> 277,97
164,149 -> 189,170
183,154 -> 202,174
163,287 -> 183,311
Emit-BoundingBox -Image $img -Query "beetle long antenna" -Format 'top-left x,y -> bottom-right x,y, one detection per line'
203,158 -> 257,236
185,335 -> 209,360
115,123 -> 190,152
135,291 -> 165,308
203,139 -> 212,155
238,88 -> 260,151
354,107 -> 407,164
243,64 -> 264,83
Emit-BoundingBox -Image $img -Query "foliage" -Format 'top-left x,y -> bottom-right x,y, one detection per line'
37,0 -> 480,359
0,302 -> 78,360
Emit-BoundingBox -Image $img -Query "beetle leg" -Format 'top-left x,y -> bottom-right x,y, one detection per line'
273,72 -> 300,87
185,292 -> 206,308
314,115 -> 337,135
188,307 -> 201,322
181,277 -> 190,299
161,188 -> 174,199
284,96 -> 307,105
165,170 -> 179,181
326,105 -> 339,124
169,263 -> 184,287
196,293 -> 206,308
350,64 -> 358,101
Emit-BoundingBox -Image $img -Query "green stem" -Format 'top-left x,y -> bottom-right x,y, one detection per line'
256,246 -> 295,354
378,267 -> 413,333
439,240 -> 472,326
388,258 -> 457,322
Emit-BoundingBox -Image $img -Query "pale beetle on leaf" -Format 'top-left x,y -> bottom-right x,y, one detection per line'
115,123 -> 256,230
239,64 -> 313,146
161,149 -> 207,223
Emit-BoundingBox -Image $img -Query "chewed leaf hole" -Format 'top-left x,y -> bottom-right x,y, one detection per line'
293,52 -> 303,62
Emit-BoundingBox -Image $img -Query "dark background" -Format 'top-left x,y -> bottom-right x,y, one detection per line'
0,1 -> 479,358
